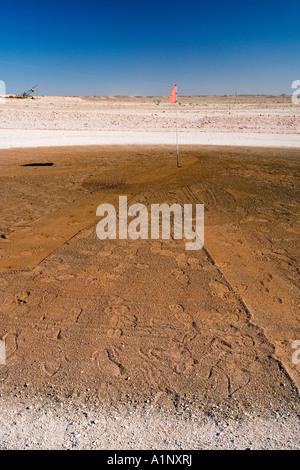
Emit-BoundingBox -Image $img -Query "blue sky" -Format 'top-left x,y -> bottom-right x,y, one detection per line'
0,0 -> 299,95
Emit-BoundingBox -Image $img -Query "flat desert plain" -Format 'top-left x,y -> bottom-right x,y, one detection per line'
0,96 -> 299,449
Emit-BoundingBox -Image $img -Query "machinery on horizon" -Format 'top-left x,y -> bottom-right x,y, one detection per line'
16,84 -> 38,99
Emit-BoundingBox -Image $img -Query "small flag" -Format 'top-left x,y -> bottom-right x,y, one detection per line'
169,84 -> 177,104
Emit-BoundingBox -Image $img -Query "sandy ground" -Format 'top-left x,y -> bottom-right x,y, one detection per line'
0,142 -> 299,449
0,96 -> 299,449
0,95 -> 300,149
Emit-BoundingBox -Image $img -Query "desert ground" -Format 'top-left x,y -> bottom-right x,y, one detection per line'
1,94 -> 300,148
0,96 -> 299,449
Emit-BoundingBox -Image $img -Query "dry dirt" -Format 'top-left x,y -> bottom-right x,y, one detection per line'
0,145 -> 299,449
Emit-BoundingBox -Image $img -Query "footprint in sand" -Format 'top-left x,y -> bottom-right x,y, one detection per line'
227,368 -> 251,396
41,360 -> 62,377
91,348 -> 126,378
169,304 -> 195,328
107,328 -> 123,338
210,336 -> 257,367
105,305 -> 138,330
43,327 -> 62,341
175,253 -> 189,269
173,349 -> 196,375
171,269 -> 190,286
175,254 -> 203,270
105,304 -> 129,316
207,364 -> 251,398
139,345 -> 195,376
196,308 -> 239,332
2,332 -> 18,359
187,256 -> 203,269
209,279 -> 235,300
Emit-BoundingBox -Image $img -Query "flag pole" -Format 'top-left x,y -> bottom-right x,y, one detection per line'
176,85 -> 179,168
169,84 -> 180,167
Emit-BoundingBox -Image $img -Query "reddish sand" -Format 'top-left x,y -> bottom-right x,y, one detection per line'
0,145 -> 299,449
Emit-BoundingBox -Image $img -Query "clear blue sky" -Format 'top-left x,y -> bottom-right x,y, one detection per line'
0,0 -> 299,96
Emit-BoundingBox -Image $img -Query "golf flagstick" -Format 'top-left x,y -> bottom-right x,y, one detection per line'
176,89 -> 179,168
169,84 -> 179,167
